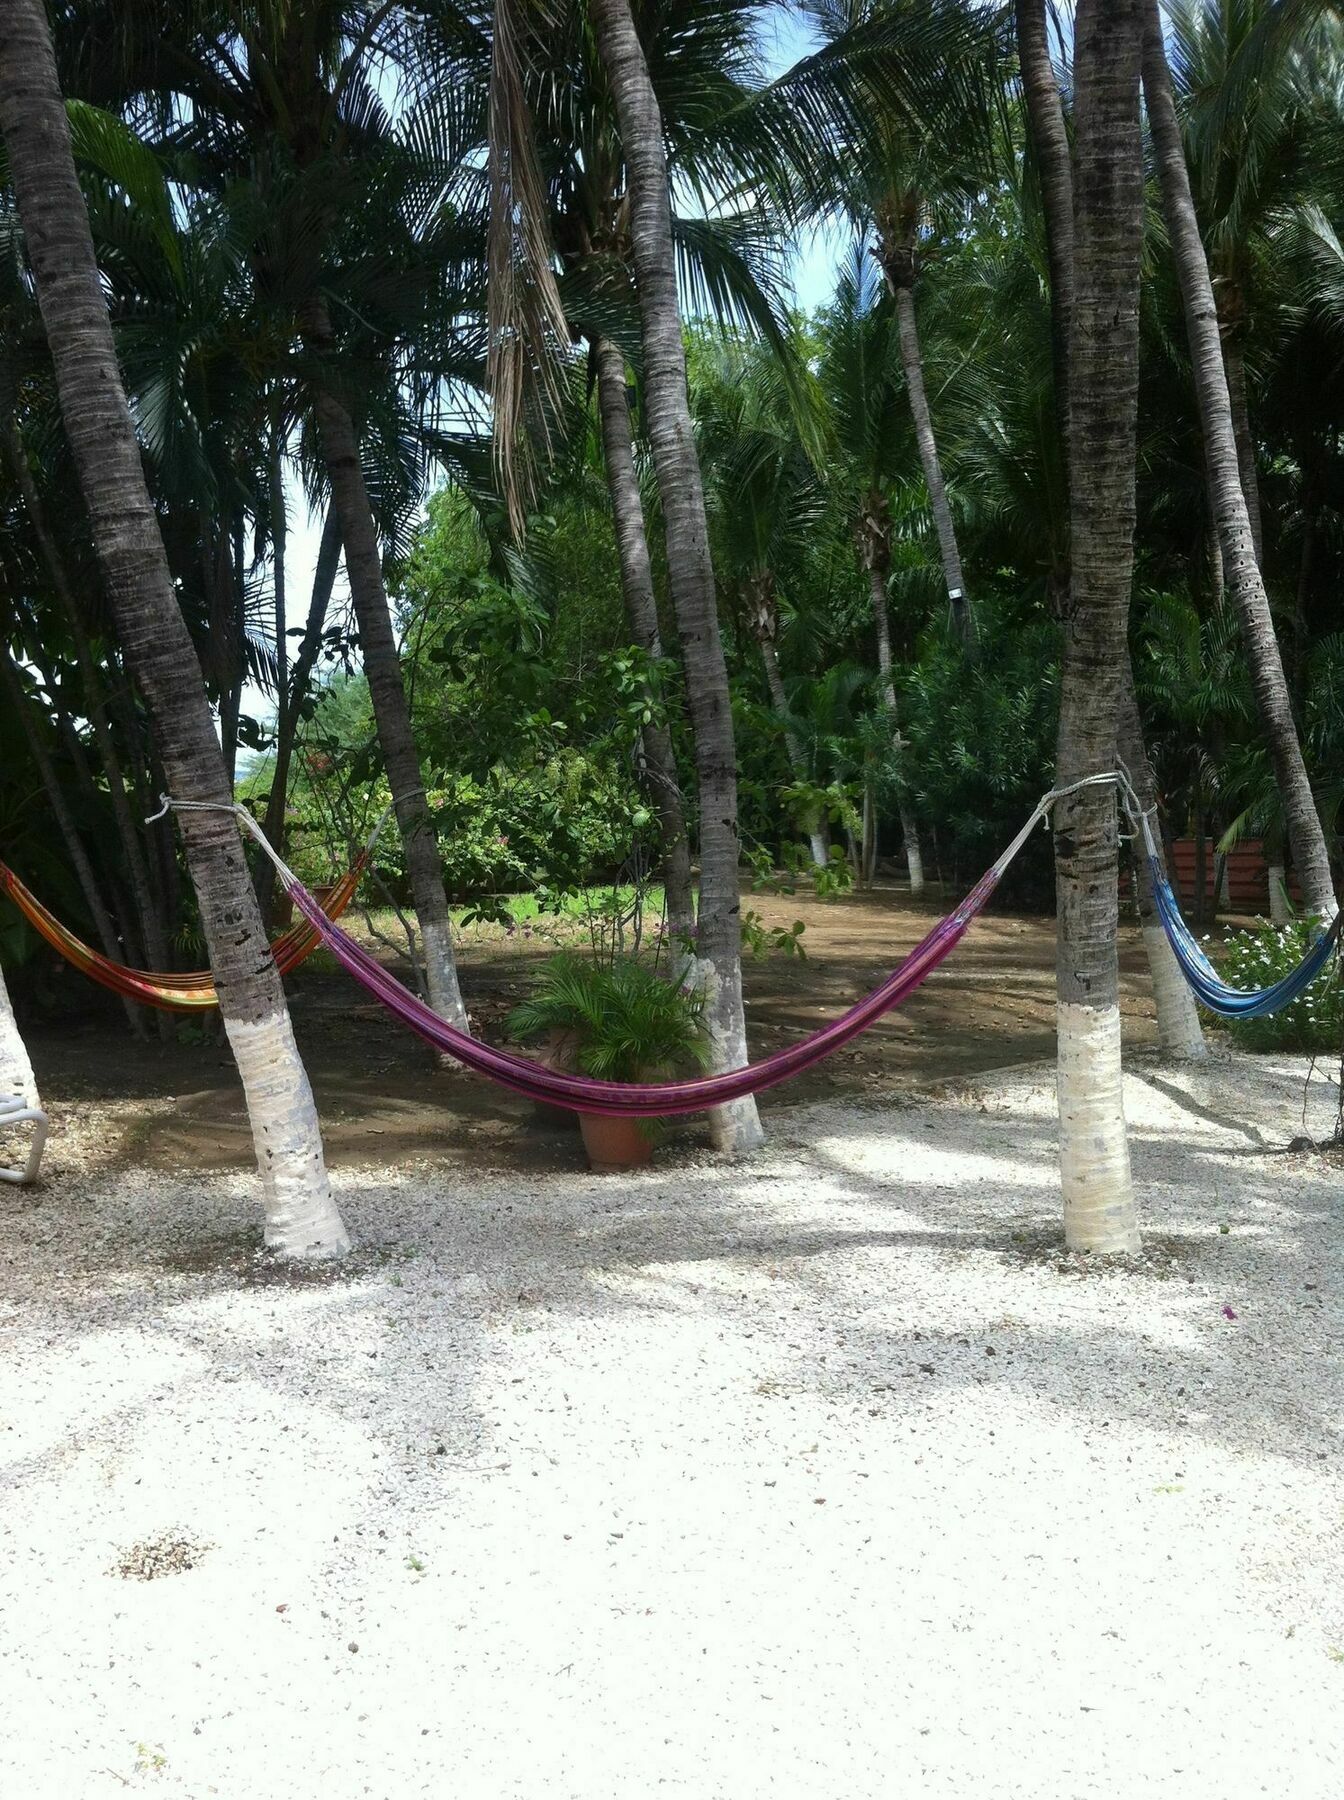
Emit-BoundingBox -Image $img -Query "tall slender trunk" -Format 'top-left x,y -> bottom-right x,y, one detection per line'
301,298 -> 468,1034
1016,1 -> 1200,1061
0,648 -> 146,1036
1118,676 -> 1207,1059
1223,341 -> 1263,566
1015,0 -> 1075,451
876,211 -> 974,648
860,530 -> 925,892
1053,0 -> 1142,1256
589,0 -> 762,1152
0,0 -> 347,1257
743,567 -> 829,872
760,633 -> 829,871
256,505 -> 341,927
0,406 -> 166,971
590,334 -> 698,935
1142,3 -> 1335,918
0,962 -> 38,1109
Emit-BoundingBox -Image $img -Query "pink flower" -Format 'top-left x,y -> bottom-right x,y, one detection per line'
1222,1305 -> 1237,1321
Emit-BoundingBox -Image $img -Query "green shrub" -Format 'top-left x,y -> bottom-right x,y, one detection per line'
509,952 -> 710,1083
1217,916 -> 1342,1053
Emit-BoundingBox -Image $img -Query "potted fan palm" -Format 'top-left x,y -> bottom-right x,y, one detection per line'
509,953 -> 709,1170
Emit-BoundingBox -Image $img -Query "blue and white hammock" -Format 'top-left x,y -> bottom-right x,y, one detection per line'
1149,864 -> 1341,1018
1123,778 -> 1341,1018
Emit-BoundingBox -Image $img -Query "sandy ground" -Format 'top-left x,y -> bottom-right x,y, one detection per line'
2,1051 -> 1343,1799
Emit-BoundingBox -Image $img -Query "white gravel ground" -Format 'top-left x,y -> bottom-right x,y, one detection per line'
2,1051 -> 1343,1800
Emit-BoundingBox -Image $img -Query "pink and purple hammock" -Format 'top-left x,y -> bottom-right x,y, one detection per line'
191,787 -> 1076,1119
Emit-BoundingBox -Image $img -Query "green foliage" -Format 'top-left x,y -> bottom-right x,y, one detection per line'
1218,918 -> 1343,1054
508,953 -> 710,1084
899,600 -> 1061,900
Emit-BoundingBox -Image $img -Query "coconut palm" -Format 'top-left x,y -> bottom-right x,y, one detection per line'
69,1 -> 479,1029
1052,0 -> 1145,1255
817,243 -> 927,889
0,0 -> 348,1258
585,0 -> 763,1150
691,330 -> 834,867
796,0 -> 1002,650
1143,0 -> 1337,919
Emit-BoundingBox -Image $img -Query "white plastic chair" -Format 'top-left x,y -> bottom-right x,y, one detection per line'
0,1093 -> 48,1186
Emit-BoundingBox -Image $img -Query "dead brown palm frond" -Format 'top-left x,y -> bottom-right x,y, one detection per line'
488,0 -> 569,535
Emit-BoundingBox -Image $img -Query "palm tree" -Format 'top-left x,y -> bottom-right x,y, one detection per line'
1014,0 -> 1075,447
818,244 -> 926,890
1008,0 -> 1208,1061
1142,0 -> 1337,919
692,330 -> 832,868
1053,0 -> 1144,1255
589,335 -> 698,940
0,0 -> 348,1258
800,0 -> 999,650
72,2 -> 476,1030
587,0 -> 764,1152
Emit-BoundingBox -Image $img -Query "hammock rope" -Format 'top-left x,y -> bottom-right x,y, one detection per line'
150,775 -> 1117,1116
1119,778 -> 1342,1018
0,807 -> 393,1013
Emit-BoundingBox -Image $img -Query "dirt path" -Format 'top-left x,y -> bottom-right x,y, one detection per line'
21,883 -> 1163,1176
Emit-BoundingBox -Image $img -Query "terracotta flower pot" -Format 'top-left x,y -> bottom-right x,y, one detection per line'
578,1110 -> 654,1172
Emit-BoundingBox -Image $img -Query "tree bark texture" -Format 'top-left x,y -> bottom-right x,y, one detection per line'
1223,340 -> 1264,566
0,407 -> 167,972
588,0 -> 763,1151
591,335 -> 699,935
0,0 -> 347,1258
1053,0 -> 1143,1255
301,296 -> 469,1033
1142,1 -> 1335,917
256,505 -> 342,927
1118,673 -> 1207,1060
860,528 -> 925,893
1014,0 -> 1075,453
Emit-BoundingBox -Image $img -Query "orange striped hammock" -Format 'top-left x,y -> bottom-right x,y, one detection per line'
0,852 -> 367,1012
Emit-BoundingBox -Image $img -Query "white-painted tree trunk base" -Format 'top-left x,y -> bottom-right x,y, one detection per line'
0,965 -> 38,1109
223,1010 -> 351,1259
1141,925 -> 1208,1060
808,831 -> 829,871
694,955 -> 765,1154
1057,1001 -> 1140,1254
1267,864 -> 1290,926
899,803 -> 925,894
422,920 -> 470,1033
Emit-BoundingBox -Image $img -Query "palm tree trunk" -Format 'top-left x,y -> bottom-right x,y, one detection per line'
1053,0 -> 1143,1256
892,289 -> 972,646
256,505 -> 341,927
865,556 -> 925,893
0,406 -> 167,973
590,335 -> 698,934
1118,676 -> 1207,1060
301,296 -> 468,1033
876,216 -> 974,649
588,0 -> 762,1153
0,962 -> 38,1110
1142,2 -> 1335,918
743,565 -> 828,872
757,631 -> 828,871
1015,0 -> 1075,450
1223,342 -> 1264,566
0,0 -> 347,1258
0,648 -> 146,1037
